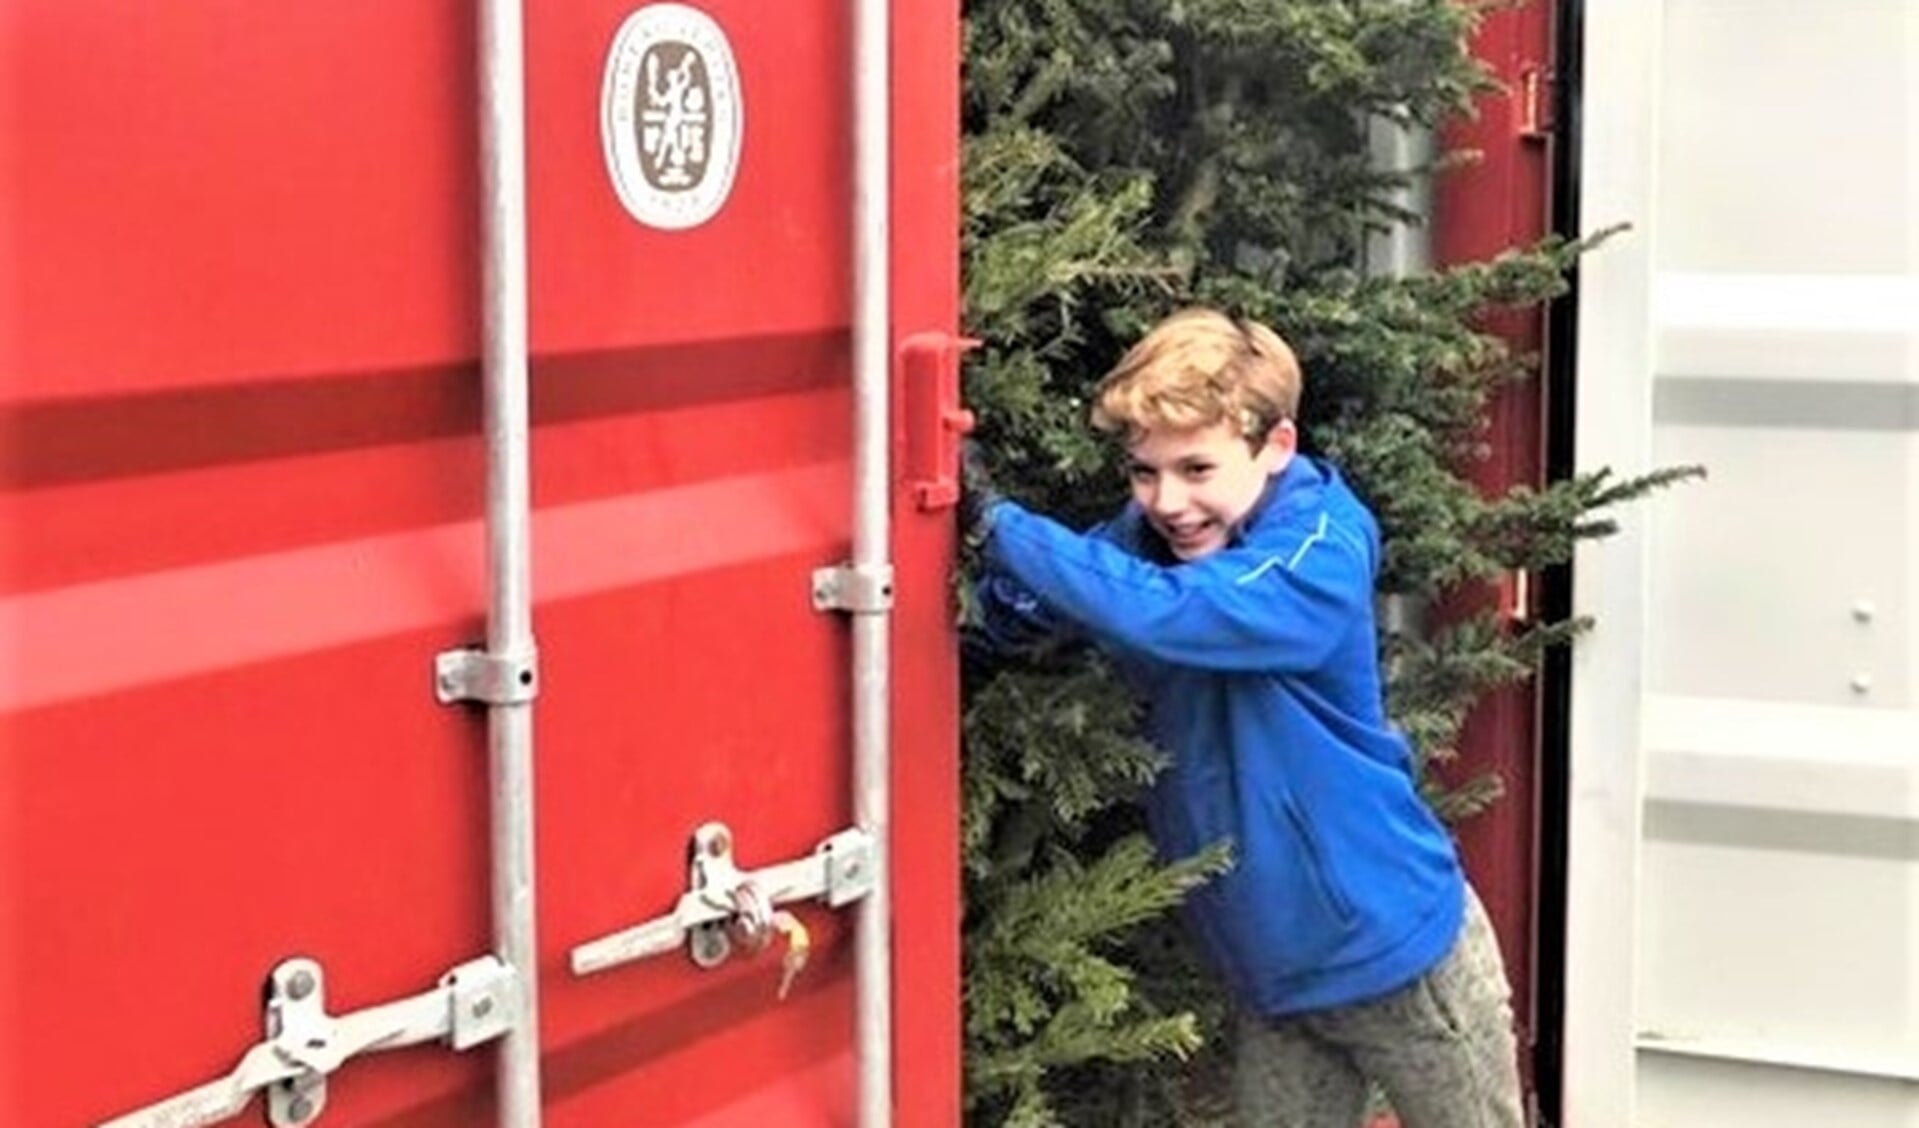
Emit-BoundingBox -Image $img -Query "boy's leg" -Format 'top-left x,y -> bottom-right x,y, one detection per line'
1306,888 -> 1525,1128
1233,1008 -> 1371,1128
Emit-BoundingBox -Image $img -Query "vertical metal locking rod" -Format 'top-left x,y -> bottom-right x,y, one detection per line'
478,0 -> 542,1123
852,0 -> 893,1123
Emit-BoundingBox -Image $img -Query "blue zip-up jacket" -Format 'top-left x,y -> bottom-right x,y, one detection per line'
977,456 -> 1464,1016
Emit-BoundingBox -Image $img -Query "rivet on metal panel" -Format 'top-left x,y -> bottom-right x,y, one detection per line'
1851,601 -> 1876,624
1850,673 -> 1873,695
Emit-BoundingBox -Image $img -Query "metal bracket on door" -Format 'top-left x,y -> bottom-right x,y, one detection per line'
435,645 -> 540,706
812,564 -> 895,615
570,822 -> 876,977
99,956 -> 518,1128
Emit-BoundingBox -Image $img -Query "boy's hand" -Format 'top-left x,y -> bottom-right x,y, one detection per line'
958,439 -> 1003,544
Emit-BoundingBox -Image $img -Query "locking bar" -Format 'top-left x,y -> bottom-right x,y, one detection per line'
100,956 -> 517,1128
570,822 -> 876,978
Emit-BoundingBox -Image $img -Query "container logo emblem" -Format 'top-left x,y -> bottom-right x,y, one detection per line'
602,4 -> 743,230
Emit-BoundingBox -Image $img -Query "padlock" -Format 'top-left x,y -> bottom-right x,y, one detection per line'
729,881 -> 775,952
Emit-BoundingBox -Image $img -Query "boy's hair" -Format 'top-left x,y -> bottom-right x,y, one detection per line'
1091,308 -> 1302,445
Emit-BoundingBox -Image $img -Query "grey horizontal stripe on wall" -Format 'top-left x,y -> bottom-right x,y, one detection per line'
1655,378 -> 1919,431
1645,800 -> 1919,861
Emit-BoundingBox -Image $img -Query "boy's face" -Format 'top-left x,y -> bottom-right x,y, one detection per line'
1126,419 -> 1297,561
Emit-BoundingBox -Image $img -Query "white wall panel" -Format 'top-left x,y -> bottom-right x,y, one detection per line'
1638,1055 -> 1919,1128
1647,426 -> 1912,707
1574,1 -> 1919,1124
1657,0 -> 1912,275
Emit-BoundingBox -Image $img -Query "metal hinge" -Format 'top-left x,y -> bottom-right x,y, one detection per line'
99,956 -> 517,1128
1518,66 -> 1555,140
570,822 -> 877,978
1506,568 -> 1535,626
811,564 -> 895,615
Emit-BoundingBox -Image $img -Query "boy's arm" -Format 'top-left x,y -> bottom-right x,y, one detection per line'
971,566 -> 1071,653
983,501 -> 1370,673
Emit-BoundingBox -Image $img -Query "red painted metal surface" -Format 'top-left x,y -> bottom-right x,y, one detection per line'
1432,0 -> 1558,1099
1,2 -> 960,1125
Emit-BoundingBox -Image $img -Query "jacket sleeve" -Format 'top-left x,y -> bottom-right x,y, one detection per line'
983,501 -> 1371,673
972,567 -> 1070,654
969,503 -> 1139,655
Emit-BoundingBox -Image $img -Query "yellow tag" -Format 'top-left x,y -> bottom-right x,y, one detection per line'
770,910 -> 810,1001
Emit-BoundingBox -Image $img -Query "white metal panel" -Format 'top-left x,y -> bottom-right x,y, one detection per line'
1639,1056 -> 1919,1128
1647,425 -> 1911,707
1573,0 -> 1919,1124
1565,0 -> 1664,1121
1655,0 -> 1911,276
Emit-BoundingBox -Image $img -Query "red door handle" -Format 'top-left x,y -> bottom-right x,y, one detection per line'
901,332 -> 981,510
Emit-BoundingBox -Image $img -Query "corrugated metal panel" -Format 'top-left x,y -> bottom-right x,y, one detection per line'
1572,1 -> 1919,1124
1,3 -> 962,1125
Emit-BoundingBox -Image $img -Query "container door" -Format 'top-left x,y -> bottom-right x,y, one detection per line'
1568,3 -> 1919,1125
527,1 -> 960,1123
1,2 -> 960,1124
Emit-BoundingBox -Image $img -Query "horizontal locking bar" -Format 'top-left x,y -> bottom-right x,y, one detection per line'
570,824 -> 876,978
101,956 -> 518,1128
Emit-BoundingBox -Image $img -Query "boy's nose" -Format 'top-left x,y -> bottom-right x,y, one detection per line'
1149,479 -> 1188,515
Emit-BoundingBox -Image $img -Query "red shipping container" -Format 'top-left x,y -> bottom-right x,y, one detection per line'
1,2 -> 962,1125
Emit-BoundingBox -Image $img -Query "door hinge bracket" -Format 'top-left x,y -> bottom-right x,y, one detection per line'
570,822 -> 878,978
811,563 -> 895,615
434,646 -> 539,705
100,956 -> 519,1128
1518,65 -> 1556,140
1504,568 -> 1535,627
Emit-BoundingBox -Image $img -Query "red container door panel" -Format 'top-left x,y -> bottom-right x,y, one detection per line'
1433,0 -> 1556,1096
2,1 -> 961,1125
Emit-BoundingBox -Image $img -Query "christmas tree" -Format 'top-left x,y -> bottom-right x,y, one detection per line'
958,3 -> 1697,1124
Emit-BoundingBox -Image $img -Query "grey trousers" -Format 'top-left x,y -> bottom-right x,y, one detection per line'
1233,889 -> 1525,1128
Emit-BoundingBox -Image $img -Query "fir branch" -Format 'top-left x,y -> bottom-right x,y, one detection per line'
957,3 -> 1700,1121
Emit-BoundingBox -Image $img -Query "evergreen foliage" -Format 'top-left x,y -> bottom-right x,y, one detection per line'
958,3 -> 1701,1123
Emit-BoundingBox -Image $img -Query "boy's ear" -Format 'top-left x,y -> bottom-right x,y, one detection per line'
1260,418 -> 1299,472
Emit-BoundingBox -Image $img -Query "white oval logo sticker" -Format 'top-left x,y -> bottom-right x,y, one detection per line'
601,4 -> 743,231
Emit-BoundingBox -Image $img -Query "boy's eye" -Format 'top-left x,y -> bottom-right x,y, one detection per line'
1182,463 -> 1215,479
1127,465 -> 1156,483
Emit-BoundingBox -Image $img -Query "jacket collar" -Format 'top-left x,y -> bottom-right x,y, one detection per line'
1229,455 -> 1328,546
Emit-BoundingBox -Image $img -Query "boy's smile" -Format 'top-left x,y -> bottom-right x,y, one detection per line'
1126,419 -> 1296,560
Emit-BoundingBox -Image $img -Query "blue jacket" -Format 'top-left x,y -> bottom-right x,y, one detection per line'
977,456 -> 1464,1016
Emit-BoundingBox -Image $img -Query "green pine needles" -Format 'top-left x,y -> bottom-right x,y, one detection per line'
959,2 -> 1699,1123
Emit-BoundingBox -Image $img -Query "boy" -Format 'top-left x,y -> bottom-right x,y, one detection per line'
966,309 -> 1524,1128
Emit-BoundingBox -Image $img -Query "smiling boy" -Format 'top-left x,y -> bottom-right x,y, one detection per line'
969,309 -> 1525,1127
